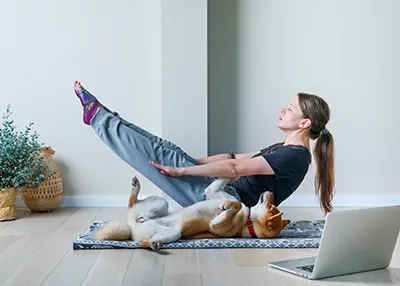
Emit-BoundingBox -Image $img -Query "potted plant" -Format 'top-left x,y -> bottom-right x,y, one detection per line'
0,105 -> 55,220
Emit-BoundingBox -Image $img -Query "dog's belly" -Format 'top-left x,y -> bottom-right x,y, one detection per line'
179,217 -> 214,237
159,199 -> 224,236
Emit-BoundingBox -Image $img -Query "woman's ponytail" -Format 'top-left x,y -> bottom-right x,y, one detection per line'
314,129 -> 335,214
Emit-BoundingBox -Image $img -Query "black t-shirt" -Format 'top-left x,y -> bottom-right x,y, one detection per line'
229,143 -> 311,207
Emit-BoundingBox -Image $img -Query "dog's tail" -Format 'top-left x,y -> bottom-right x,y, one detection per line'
94,220 -> 154,242
94,221 -> 132,241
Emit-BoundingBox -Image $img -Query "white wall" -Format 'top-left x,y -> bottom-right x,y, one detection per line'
2,0 -> 399,208
161,0 -> 208,159
208,0 -> 400,206
0,0 -> 164,201
0,0 -> 208,207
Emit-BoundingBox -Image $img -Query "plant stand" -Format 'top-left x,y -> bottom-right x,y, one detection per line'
21,186 -> 62,212
21,146 -> 63,212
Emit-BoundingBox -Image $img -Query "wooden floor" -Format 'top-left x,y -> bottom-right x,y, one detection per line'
0,207 -> 399,286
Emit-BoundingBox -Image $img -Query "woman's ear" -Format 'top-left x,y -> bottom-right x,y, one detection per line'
299,118 -> 312,129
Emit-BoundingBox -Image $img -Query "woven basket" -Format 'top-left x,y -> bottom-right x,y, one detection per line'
21,146 -> 63,212
0,188 -> 17,221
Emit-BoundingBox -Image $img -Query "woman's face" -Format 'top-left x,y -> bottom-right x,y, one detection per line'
277,96 -> 309,132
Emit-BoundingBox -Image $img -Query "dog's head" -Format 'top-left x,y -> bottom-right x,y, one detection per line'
249,191 -> 290,238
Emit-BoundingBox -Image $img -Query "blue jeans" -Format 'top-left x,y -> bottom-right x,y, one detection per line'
90,106 -> 241,207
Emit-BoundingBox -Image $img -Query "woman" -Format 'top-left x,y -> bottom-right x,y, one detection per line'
74,81 -> 334,214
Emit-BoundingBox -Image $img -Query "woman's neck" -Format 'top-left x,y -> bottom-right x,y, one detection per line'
283,131 -> 310,150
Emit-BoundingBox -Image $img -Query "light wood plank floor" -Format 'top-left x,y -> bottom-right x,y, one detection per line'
0,207 -> 399,286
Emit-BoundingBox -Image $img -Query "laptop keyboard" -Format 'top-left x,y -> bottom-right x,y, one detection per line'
296,264 -> 314,272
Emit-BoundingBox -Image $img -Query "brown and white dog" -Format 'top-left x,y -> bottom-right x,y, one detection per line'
94,153 -> 291,251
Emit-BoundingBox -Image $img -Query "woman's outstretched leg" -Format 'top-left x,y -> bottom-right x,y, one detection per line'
73,81 -> 199,165
73,81 -> 212,207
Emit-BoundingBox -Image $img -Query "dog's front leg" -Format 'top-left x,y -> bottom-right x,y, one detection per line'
209,201 -> 242,236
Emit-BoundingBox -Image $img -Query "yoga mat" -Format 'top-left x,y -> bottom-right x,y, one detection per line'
73,220 -> 325,250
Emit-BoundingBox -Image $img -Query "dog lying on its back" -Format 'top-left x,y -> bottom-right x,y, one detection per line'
95,153 -> 291,251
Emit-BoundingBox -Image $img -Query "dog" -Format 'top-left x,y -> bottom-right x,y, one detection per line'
94,152 -> 291,251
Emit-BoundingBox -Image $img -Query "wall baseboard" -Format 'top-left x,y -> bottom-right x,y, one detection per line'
16,194 -> 400,208
280,194 -> 400,207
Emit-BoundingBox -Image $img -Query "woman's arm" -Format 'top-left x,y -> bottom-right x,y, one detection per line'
196,153 -> 229,164
150,156 -> 274,178
196,152 -> 258,164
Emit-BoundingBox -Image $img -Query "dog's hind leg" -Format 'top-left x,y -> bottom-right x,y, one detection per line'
204,152 -> 239,200
204,178 -> 238,201
139,228 -> 181,251
128,176 -> 141,208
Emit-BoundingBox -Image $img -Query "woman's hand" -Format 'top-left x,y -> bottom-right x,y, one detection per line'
149,160 -> 186,177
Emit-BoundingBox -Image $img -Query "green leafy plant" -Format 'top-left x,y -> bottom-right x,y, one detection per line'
0,105 -> 55,190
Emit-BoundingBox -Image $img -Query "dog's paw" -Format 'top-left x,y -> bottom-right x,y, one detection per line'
131,176 -> 140,187
150,241 -> 161,251
219,201 -> 232,211
139,239 -> 160,250
219,201 -> 240,211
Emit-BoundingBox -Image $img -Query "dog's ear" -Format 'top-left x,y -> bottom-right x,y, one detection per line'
266,212 -> 283,229
266,213 -> 290,232
266,192 -> 274,208
281,219 -> 291,229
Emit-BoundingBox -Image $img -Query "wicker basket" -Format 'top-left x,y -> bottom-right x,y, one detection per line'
21,146 -> 63,212
0,188 -> 17,221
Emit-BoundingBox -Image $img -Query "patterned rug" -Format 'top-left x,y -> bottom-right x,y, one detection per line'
73,220 -> 325,250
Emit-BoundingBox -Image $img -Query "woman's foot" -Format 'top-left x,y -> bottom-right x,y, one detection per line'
74,81 -> 101,125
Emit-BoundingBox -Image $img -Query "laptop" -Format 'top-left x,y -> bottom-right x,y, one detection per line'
268,205 -> 400,280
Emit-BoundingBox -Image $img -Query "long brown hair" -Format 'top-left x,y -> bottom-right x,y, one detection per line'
298,93 -> 335,215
